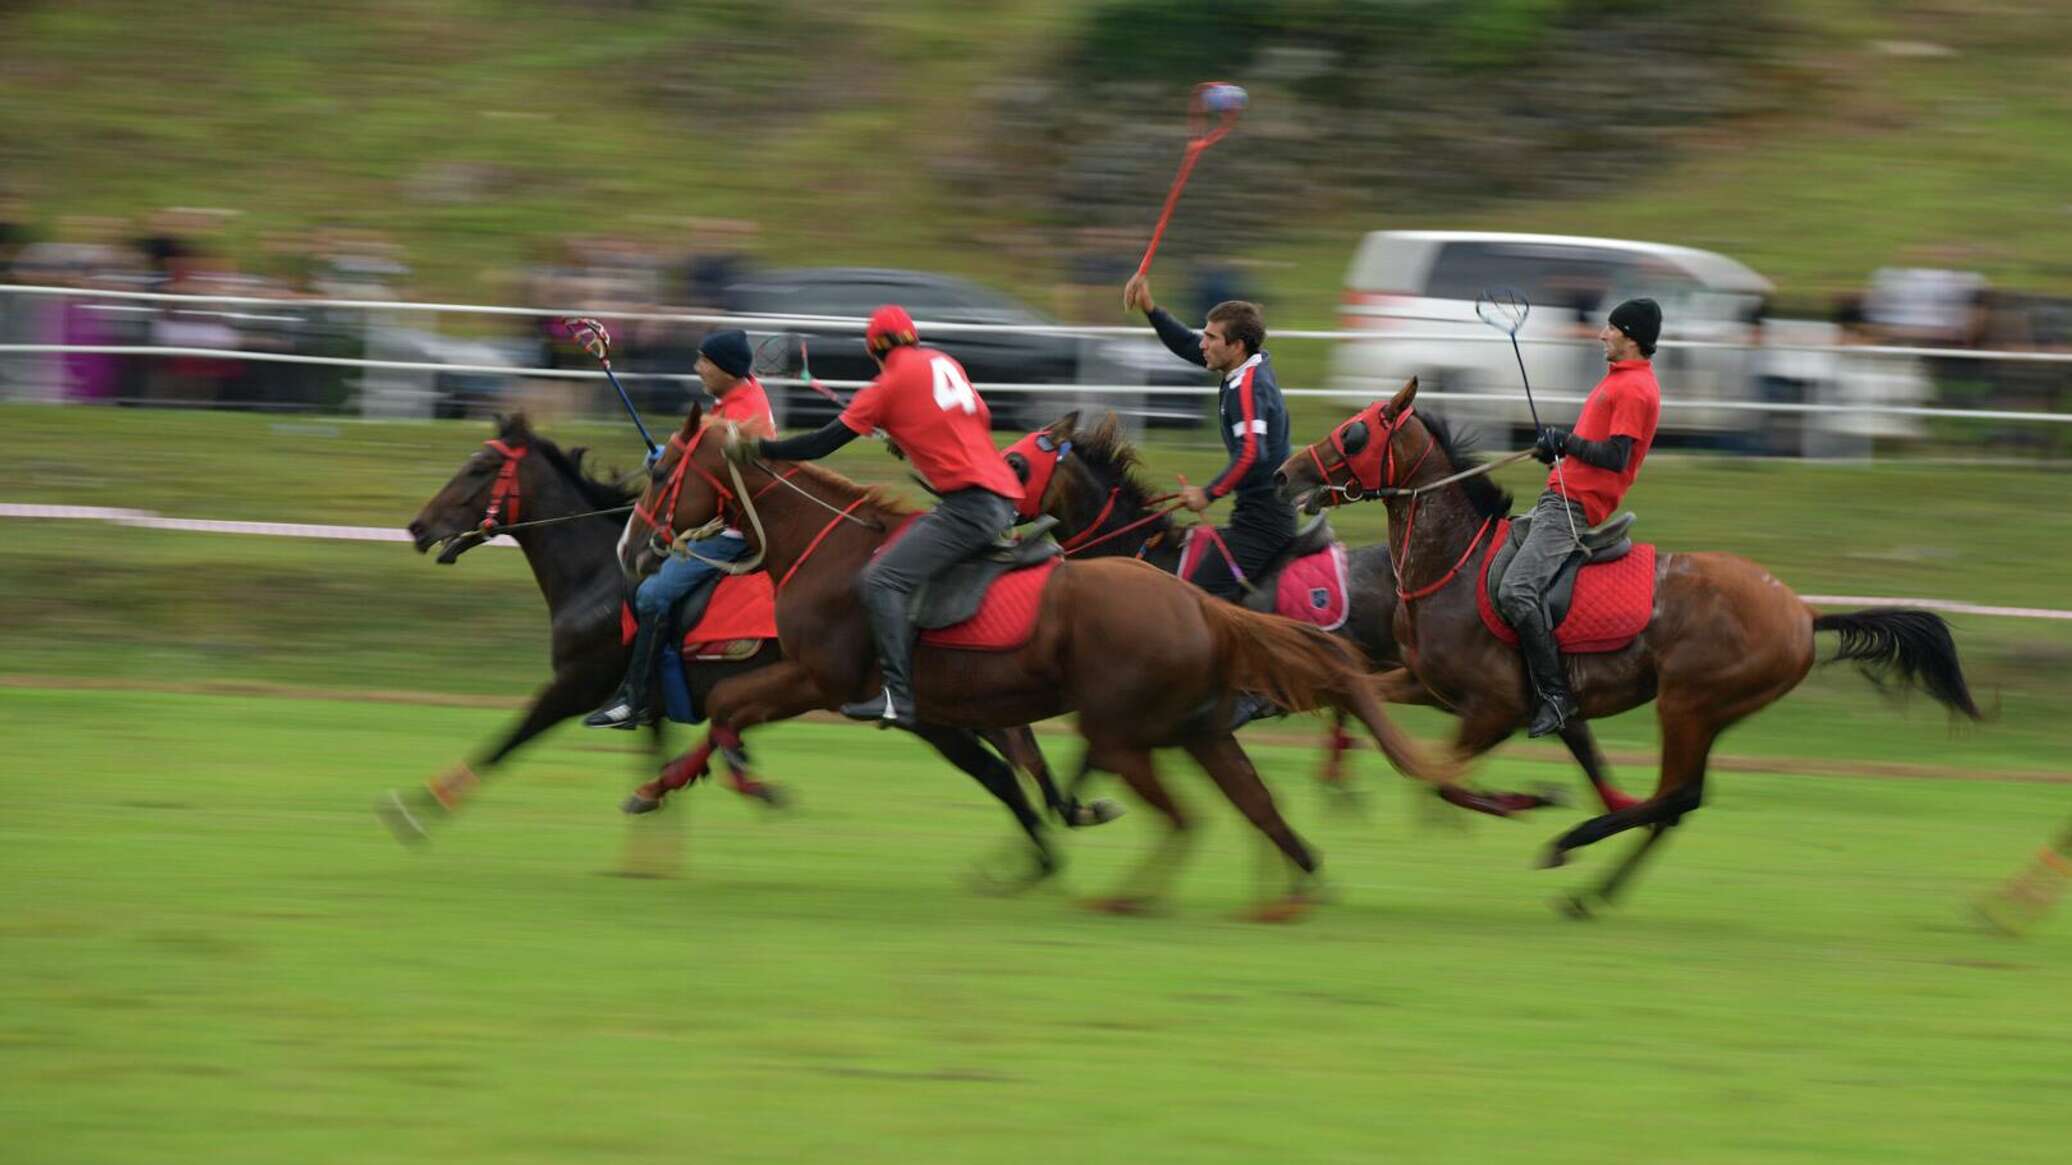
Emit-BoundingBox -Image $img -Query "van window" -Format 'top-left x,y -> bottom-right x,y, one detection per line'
1423,243 -> 1632,317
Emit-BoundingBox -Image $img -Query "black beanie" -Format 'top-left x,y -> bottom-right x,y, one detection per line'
699,329 -> 754,379
1608,298 -> 1662,355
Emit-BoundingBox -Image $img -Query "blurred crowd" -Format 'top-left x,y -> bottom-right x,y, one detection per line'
1,201 -> 2067,454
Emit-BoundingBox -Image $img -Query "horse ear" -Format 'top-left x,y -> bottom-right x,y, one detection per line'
682,402 -> 704,434
502,411 -> 533,444
1049,410 -> 1079,439
1383,376 -> 1418,418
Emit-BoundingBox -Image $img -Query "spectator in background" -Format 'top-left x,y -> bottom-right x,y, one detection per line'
1864,262 -> 1988,348
683,218 -> 759,312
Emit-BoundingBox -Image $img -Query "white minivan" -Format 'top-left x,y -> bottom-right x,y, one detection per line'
1330,231 -> 1774,442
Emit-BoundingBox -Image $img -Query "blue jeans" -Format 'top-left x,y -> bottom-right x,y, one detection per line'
634,533 -> 749,619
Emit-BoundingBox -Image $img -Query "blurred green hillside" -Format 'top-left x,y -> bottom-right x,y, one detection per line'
1,0 -> 2067,314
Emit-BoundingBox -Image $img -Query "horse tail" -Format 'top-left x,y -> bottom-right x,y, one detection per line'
1812,607 -> 1984,721
1197,599 -> 1459,784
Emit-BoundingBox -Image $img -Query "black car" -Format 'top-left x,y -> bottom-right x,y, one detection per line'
724,267 -> 1206,431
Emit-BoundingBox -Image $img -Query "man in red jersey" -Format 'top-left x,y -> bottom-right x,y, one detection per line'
1497,297 -> 1663,737
730,305 -> 1023,729
588,329 -> 776,728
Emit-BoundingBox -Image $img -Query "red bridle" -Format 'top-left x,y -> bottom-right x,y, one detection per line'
479,438 -> 528,530
1001,430 -> 1068,522
632,427 -> 738,548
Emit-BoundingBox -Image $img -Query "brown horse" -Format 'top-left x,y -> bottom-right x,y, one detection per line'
622,405 -> 1510,917
1277,379 -> 1984,915
1005,409 -> 1632,811
392,414 -> 1069,860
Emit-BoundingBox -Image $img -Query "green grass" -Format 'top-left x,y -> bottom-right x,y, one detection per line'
2,687 -> 2069,1164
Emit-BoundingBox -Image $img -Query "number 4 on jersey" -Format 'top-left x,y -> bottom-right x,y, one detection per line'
930,357 -> 978,415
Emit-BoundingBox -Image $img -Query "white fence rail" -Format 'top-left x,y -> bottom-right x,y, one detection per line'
3,284 -> 2067,434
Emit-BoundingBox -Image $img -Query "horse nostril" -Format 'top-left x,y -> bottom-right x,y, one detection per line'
1273,470 -> 1288,487
406,520 -> 427,538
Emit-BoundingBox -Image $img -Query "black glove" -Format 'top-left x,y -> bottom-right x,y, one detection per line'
1532,427 -> 1569,465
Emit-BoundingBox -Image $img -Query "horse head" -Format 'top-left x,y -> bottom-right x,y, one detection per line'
1275,377 -> 1427,513
619,403 -> 744,580
409,413 -> 545,564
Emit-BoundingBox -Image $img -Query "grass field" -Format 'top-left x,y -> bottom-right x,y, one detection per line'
2,687 -> 2069,1164
6,405 -> 2072,1160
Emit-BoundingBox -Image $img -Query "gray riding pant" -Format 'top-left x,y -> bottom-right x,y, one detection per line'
1495,491 -> 1588,630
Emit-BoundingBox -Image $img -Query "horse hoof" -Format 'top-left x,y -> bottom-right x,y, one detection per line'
1556,894 -> 1597,921
1532,782 -> 1569,809
621,793 -> 663,816
1536,846 -> 1569,870
1246,896 -> 1314,924
1086,896 -> 1155,917
735,781 -> 788,809
1070,799 -> 1124,828
376,791 -> 429,845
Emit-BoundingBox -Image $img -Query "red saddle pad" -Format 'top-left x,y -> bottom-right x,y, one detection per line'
920,558 -> 1060,652
1275,543 -> 1350,632
1475,519 -> 1657,654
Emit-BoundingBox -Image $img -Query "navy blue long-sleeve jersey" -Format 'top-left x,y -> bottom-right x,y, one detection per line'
1146,306 -> 1290,503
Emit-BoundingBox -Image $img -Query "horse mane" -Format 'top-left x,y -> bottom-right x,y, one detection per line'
497,412 -> 641,509
1419,412 -> 1515,520
1064,411 -> 1165,511
782,459 -> 920,520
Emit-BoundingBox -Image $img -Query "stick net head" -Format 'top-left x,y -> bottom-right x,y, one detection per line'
1475,288 -> 1531,336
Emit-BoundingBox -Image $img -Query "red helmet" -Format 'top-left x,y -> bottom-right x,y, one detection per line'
865,304 -> 919,354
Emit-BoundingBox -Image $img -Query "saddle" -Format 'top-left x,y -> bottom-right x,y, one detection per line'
1240,514 -> 1338,615
911,515 -> 1062,630
1485,510 -> 1635,630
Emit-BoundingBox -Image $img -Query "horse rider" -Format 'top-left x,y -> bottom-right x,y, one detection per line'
725,305 -> 1024,731
586,328 -> 774,729
1500,297 -> 1663,738
1122,272 -> 1294,601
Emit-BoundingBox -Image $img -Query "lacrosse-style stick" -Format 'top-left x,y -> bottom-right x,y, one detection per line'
1476,287 -> 1577,541
754,333 -> 843,407
562,317 -> 658,457
1134,81 -> 1248,279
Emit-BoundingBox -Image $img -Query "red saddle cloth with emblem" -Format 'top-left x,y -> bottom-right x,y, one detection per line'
1475,519 -> 1657,654
620,574 -> 779,656
1275,544 -> 1351,632
919,558 -> 1059,652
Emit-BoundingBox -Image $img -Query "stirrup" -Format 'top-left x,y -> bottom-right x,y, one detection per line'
840,689 -> 915,730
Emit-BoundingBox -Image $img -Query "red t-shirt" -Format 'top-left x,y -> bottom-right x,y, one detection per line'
1551,359 -> 1659,525
712,375 -> 775,438
839,346 -> 1023,500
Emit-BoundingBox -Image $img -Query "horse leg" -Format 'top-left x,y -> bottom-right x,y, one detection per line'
381,664 -> 612,843
1558,824 -> 1674,920
622,662 -> 821,813
1184,735 -> 1324,922
980,726 -> 1121,828
1541,709 -> 1715,912
710,723 -> 785,807
1088,747 -> 1194,915
624,733 -> 717,815
1559,720 -> 1640,813
910,724 -> 1059,893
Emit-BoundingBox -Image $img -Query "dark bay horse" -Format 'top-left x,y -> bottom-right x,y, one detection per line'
1006,410 -> 1634,812
391,414 -> 1069,856
387,413 -> 786,839
1277,378 -> 1985,914
622,406 -> 1527,918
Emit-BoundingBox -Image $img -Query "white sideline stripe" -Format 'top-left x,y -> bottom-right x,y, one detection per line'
4,502 -> 2066,620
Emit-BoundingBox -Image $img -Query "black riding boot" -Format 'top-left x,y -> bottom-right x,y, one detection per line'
841,585 -> 920,730
585,613 -> 667,730
1516,610 -> 1579,738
